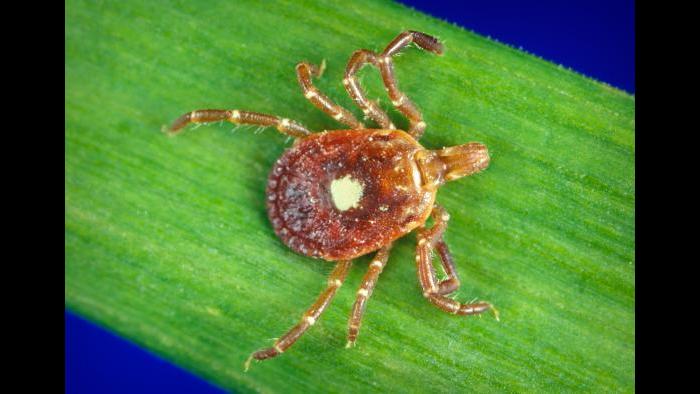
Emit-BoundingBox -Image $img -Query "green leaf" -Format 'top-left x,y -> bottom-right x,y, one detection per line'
66,0 -> 634,392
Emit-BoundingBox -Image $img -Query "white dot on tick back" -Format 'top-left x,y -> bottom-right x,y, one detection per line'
330,175 -> 363,211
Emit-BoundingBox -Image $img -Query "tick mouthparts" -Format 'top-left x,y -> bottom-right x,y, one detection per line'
438,142 -> 490,182
414,142 -> 490,190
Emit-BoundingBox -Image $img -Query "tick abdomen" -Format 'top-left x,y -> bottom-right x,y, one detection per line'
267,129 -> 435,261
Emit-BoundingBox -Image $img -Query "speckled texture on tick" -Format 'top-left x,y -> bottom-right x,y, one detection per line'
267,129 -> 436,260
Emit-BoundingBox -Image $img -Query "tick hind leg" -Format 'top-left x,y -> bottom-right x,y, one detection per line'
245,260 -> 352,371
167,109 -> 311,138
346,244 -> 392,348
434,239 -> 461,296
296,62 -> 365,129
415,205 -> 499,319
344,31 -> 444,139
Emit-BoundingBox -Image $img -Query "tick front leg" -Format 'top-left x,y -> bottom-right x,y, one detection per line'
344,31 -> 444,139
416,205 -> 498,319
167,109 -> 311,138
296,62 -> 365,129
244,260 -> 352,371
377,31 -> 444,139
344,49 -> 396,129
346,244 -> 392,348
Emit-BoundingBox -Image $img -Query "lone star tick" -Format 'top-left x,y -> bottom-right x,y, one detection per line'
166,31 -> 498,370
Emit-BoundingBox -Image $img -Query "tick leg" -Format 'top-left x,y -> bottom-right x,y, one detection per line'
344,31 -> 444,139
167,109 -> 311,138
377,31 -> 443,139
344,50 -> 395,129
416,205 -> 498,319
245,260 -> 353,371
434,239 -> 460,296
346,244 -> 392,348
296,62 -> 365,129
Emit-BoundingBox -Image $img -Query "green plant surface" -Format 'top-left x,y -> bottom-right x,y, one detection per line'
66,0 -> 634,392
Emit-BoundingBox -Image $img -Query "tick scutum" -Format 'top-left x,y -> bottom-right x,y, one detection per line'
266,129 -> 436,261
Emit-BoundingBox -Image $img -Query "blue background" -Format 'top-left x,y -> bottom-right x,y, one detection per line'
65,1 -> 634,393
398,0 -> 634,93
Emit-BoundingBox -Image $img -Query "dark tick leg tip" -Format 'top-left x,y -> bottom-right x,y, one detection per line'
163,124 -> 183,136
244,348 -> 272,371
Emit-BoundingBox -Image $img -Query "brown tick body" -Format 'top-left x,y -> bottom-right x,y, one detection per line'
167,31 -> 497,370
269,129 -> 433,261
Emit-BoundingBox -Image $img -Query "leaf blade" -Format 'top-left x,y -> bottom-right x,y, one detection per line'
66,0 -> 634,392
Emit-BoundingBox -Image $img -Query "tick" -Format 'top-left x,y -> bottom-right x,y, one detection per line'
166,31 -> 498,370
